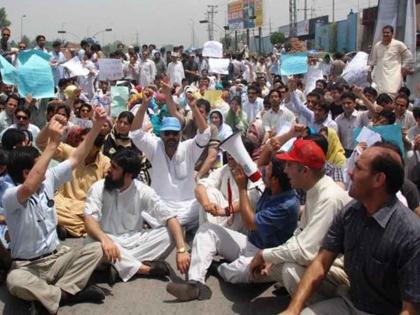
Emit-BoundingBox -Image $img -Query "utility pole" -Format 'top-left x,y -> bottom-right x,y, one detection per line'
289,0 -> 297,37
136,31 -> 139,47
304,0 -> 307,20
332,0 -> 335,22
207,5 -> 218,41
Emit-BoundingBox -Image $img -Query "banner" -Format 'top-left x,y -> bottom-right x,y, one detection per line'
280,52 -> 308,76
202,41 -> 223,58
0,55 -> 18,85
111,86 -> 129,117
63,57 -> 89,77
228,1 -> 244,30
98,59 -> 123,81
341,52 -> 370,87
243,0 -> 256,29
17,50 -> 54,98
209,58 -> 230,75
254,0 -> 263,28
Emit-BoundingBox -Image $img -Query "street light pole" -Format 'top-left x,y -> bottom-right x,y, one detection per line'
20,14 -> 26,41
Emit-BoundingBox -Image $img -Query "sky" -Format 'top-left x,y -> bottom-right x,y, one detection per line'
3,0 -> 377,47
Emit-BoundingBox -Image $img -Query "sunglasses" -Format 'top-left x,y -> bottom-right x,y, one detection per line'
16,115 -> 28,121
162,131 -> 180,137
19,46 -> 26,49
2,33 -> 10,37
80,109 -> 91,113
248,92 -> 256,95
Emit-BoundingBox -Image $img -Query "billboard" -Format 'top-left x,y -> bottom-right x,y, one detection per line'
228,1 -> 244,30
229,0 -> 263,30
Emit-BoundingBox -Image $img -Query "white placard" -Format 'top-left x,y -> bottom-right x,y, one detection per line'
98,58 -> 123,81
356,126 -> 382,147
209,58 -> 230,75
71,117 -> 93,129
304,65 -> 324,95
63,57 -> 89,77
341,52 -> 370,87
202,41 -> 223,58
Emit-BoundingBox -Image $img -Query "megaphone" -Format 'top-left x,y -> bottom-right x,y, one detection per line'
220,132 -> 261,182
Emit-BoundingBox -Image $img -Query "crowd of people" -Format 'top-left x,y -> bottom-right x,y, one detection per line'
0,23 -> 419,315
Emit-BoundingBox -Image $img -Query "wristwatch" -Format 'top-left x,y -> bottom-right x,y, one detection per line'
176,247 -> 187,254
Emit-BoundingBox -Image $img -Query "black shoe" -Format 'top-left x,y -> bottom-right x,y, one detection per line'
143,260 -> 170,277
107,265 -> 120,286
29,301 -> 49,315
56,225 -> 68,241
166,280 -> 212,301
69,285 -> 105,304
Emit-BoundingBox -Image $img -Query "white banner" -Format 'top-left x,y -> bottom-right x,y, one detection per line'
341,52 -> 370,87
209,58 -> 230,75
203,41 -> 223,58
98,59 -> 123,81
63,57 -> 89,77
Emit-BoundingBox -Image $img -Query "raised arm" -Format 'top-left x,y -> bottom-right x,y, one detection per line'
288,78 -> 314,123
189,97 -> 208,133
67,107 -> 108,169
232,165 -> 256,230
352,86 -> 379,113
17,117 -> 66,204
131,90 -> 152,131
161,80 -> 185,126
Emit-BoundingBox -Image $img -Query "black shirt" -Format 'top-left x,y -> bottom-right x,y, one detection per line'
322,197 -> 420,315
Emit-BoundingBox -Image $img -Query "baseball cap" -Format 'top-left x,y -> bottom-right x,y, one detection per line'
276,139 -> 325,169
160,117 -> 181,132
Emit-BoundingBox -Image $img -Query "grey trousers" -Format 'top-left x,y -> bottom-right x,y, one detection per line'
7,242 -> 103,314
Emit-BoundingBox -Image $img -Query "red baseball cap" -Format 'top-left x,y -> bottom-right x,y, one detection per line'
276,139 -> 326,169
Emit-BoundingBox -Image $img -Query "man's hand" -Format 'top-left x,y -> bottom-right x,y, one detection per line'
203,202 -> 225,217
352,85 -> 363,98
48,116 -> 67,144
176,252 -> 191,274
249,250 -> 266,277
288,123 -> 305,138
101,238 -> 121,264
287,77 -> 297,92
92,107 -> 108,128
231,165 -> 248,190
142,88 -> 153,107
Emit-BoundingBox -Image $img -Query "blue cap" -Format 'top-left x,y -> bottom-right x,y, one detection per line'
160,117 -> 181,132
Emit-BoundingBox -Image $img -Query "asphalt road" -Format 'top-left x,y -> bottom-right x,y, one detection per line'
0,239 -> 290,315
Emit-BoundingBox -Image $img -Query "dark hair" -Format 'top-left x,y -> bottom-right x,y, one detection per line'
271,158 -> 292,191
242,136 -> 255,156
111,149 -> 141,178
35,35 -> 46,42
55,104 -> 71,118
94,133 -> 106,148
314,102 -> 330,113
398,86 -> 411,98
230,96 -> 242,107
383,25 -> 394,33
370,142 -> 404,194
341,92 -> 356,102
378,110 -> 396,124
0,149 -> 7,165
80,40 -> 89,47
117,111 -> 134,124
1,129 -> 26,151
306,91 -> 322,103
7,146 -> 40,184
196,99 -> 211,114
413,107 -> 420,119
15,107 -> 31,119
268,89 -> 281,99
330,83 -> 343,93
304,134 -> 328,155
376,93 -> 393,106
363,86 -> 378,98
316,79 -> 327,90
79,103 -> 92,112
52,40 -> 61,48
247,85 -> 260,95
6,94 -> 19,104
395,94 -> 409,108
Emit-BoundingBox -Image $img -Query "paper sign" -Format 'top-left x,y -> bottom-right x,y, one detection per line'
275,122 -> 295,152
304,66 -> 324,94
98,59 -> 123,81
0,55 -> 18,85
63,57 -> 89,76
111,86 -> 129,117
341,52 -> 369,87
71,117 -> 93,129
353,124 -> 405,157
17,50 -> 54,98
203,90 -> 223,107
202,41 -> 223,58
209,58 -> 230,75
356,126 -> 382,147
280,52 -> 308,76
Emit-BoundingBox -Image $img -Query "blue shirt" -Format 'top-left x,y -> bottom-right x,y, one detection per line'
248,189 -> 299,249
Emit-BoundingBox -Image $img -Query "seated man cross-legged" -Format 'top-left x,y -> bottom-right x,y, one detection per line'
84,149 -> 190,284
166,157 -> 299,301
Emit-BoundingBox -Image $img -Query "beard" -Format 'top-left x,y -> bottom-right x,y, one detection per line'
164,139 -> 179,150
104,174 -> 125,191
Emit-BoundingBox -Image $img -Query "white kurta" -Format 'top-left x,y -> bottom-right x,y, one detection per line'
130,127 -> 211,228
370,39 -> 413,94
84,179 -> 175,281
138,59 -> 157,87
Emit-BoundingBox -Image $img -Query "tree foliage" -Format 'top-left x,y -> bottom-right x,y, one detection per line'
270,32 -> 286,46
0,8 -> 11,29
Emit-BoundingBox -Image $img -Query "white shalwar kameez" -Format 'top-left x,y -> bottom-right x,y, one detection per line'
84,179 -> 175,282
193,164 -> 264,233
130,127 -> 211,229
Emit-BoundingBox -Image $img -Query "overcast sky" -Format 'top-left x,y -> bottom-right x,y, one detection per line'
3,0 -> 377,47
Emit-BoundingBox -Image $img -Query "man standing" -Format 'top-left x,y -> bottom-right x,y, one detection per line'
153,51 -> 166,77
34,35 -> 48,52
84,149 -> 190,283
250,139 -> 351,301
50,40 -> 66,87
369,25 -> 413,95
281,143 -> 420,315
130,91 -> 210,229
166,52 -> 185,86
0,27 -> 15,63
138,50 -> 157,88
0,94 -> 18,133
3,108 -> 108,314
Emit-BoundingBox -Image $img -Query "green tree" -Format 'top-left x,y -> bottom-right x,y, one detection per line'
0,8 -> 11,29
270,32 -> 286,46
